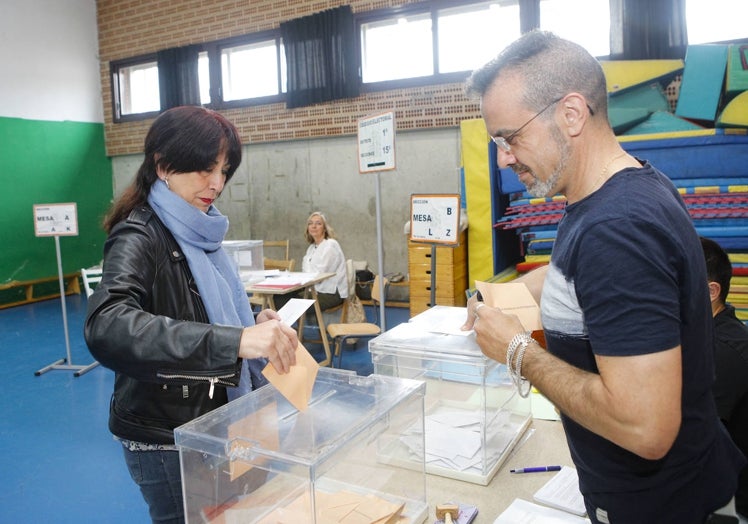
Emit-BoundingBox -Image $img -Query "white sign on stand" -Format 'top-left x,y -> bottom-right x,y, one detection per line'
357,111 -> 396,329
409,194 -> 461,309
32,202 -> 98,377
409,194 -> 461,245
358,111 -> 395,173
33,202 -> 79,236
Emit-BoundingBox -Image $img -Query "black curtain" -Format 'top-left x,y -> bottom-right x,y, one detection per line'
613,0 -> 688,59
157,44 -> 201,110
281,5 -> 360,109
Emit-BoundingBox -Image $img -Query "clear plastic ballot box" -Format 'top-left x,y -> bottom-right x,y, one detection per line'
175,368 -> 428,524
368,306 -> 532,485
222,240 -> 264,281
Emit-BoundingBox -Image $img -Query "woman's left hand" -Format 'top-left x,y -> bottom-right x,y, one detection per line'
256,309 -> 281,323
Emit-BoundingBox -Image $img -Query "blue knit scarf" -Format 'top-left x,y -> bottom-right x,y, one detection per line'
148,180 -> 266,399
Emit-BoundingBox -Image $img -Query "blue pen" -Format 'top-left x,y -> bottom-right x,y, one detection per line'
510,465 -> 562,473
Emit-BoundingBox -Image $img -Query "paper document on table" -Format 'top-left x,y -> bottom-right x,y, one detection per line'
408,305 -> 473,336
253,272 -> 319,288
493,498 -> 590,523
533,466 -> 586,516
277,298 -> 315,326
240,269 -> 279,283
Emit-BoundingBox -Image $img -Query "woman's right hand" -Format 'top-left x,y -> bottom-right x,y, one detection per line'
238,320 -> 298,374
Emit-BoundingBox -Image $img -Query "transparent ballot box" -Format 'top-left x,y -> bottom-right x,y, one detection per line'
175,368 -> 428,524
222,240 -> 264,281
368,306 -> 532,485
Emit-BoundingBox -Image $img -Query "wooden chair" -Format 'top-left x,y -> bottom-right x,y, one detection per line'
263,257 -> 295,271
299,259 -> 352,350
263,240 -> 290,261
326,274 -> 387,369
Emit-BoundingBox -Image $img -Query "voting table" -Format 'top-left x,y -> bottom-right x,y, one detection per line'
246,272 -> 336,366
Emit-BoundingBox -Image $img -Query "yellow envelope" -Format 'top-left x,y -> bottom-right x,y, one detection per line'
262,341 -> 319,412
475,281 -> 542,331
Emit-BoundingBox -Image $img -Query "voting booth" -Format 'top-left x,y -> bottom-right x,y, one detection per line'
369,306 -> 532,485
175,368 -> 428,524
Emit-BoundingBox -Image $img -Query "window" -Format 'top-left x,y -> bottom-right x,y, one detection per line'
111,34 -> 285,122
198,52 -> 210,105
112,58 -> 160,118
361,13 -> 433,83
110,0 -> 625,121
438,2 -> 520,74
686,0 -> 747,44
220,38 -> 286,101
540,0 -> 610,57
359,1 -> 522,87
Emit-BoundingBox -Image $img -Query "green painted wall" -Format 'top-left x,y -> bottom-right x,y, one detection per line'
0,116 -> 112,303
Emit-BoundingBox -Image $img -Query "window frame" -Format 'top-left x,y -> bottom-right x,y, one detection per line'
110,53 -> 161,123
110,30 -> 286,123
210,30 -> 286,110
355,1 -> 478,94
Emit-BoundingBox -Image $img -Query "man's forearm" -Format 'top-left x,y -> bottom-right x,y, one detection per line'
520,339 -> 681,460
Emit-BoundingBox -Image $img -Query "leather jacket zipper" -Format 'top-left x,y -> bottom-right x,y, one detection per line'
156,372 -> 235,399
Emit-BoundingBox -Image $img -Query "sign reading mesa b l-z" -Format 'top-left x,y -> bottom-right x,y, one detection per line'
409,194 -> 460,245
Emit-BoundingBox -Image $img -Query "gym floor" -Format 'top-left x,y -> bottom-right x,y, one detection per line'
0,292 -> 407,522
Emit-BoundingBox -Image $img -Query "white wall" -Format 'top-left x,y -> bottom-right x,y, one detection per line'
0,0 -> 102,123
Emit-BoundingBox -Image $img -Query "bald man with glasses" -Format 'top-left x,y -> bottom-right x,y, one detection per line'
463,30 -> 744,524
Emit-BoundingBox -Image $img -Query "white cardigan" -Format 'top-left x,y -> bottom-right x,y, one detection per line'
301,238 -> 348,298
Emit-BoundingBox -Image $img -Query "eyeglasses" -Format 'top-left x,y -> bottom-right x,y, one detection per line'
491,97 -> 564,153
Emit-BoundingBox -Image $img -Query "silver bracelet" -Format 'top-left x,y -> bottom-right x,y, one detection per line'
506,331 -> 533,397
513,336 -> 532,398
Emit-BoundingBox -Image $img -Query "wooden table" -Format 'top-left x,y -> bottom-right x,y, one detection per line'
246,272 -> 335,366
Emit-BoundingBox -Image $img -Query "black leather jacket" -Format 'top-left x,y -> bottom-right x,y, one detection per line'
84,205 -> 242,445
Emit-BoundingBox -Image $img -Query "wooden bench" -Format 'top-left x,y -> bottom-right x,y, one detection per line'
0,272 -> 81,310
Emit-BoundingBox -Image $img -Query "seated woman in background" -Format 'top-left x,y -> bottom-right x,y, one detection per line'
302,211 -> 348,310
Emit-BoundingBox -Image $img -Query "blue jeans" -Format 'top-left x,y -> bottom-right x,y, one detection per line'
123,447 -> 184,524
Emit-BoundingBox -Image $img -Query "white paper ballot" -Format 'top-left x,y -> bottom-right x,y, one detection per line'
276,298 -> 315,326
493,499 -> 590,523
408,305 -> 473,336
533,466 -> 586,516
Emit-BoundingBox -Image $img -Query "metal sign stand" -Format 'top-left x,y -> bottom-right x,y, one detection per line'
32,202 -> 99,377
358,111 -> 396,331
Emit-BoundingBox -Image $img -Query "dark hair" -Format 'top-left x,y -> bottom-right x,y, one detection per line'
465,30 -> 608,117
701,236 -> 732,304
103,106 -> 242,232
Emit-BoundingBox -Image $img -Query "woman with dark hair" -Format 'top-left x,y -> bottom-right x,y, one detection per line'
85,106 -> 297,523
